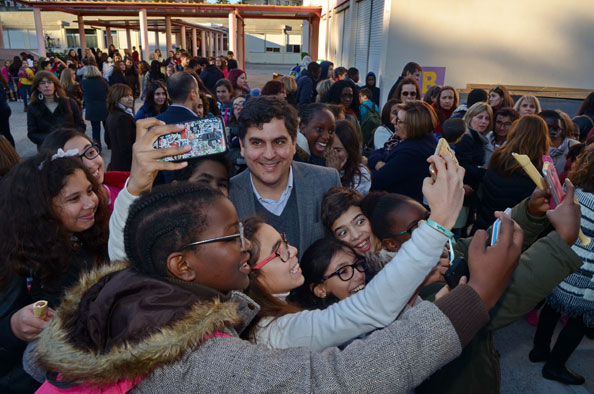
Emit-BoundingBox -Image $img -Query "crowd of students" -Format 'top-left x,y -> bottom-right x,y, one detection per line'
0,48 -> 593,394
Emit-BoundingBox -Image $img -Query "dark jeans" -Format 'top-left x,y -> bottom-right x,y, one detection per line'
90,120 -> 106,145
0,107 -> 13,146
19,84 -> 32,109
533,302 -> 587,366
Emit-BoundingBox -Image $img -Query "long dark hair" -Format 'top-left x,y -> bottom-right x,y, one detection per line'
149,60 -> 165,82
9,56 -> 21,75
0,154 -> 109,290
144,81 -> 169,115
287,237 -> 352,310
577,92 -> 594,116
322,79 -> 360,118
334,120 -> 367,190
241,216 -> 303,341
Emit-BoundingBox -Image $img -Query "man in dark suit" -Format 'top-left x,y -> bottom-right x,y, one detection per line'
229,96 -> 341,258
157,72 -> 201,125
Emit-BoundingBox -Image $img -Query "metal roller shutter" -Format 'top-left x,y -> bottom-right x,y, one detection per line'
334,10 -> 345,64
354,0 -> 371,77
341,7 -> 351,67
367,0 -> 384,75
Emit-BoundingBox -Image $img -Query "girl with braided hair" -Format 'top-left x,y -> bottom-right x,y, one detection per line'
0,152 -> 109,393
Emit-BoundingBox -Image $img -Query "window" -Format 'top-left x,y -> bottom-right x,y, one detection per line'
266,47 -> 280,52
286,44 -> 301,53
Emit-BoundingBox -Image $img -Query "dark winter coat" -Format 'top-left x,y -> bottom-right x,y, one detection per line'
454,128 -> 487,190
82,77 -> 109,122
106,107 -> 136,171
27,97 -> 86,146
370,133 -> 437,203
474,168 -> 535,231
200,64 -> 224,94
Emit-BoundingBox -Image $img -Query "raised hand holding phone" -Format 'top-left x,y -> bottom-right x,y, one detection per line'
127,118 -> 191,196
423,153 -> 465,230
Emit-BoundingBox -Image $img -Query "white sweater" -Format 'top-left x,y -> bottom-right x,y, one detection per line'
108,179 -> 136,261
254,222 -> 448,350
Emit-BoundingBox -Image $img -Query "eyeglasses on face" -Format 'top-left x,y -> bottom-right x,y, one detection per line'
495,120 -> 513,128
182,222 -> 246,251
401,91 -> 416,97
253,232 -> 290,270
78,143 -> 101,161
321,257 -> 367,282
387,211 -> 431,238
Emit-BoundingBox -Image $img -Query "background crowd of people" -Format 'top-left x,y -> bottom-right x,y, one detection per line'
0,47 -> 593,394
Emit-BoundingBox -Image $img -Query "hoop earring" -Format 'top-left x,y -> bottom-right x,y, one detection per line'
55,92 -> 59,99
38,93 -> 44,101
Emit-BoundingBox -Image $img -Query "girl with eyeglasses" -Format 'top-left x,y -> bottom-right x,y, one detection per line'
240,154 -> 465,350
0,153 -> 109,393
42,128 -> 130,214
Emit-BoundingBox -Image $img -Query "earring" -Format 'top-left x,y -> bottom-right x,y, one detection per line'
320,292 -> 327,298
55,92 -> 59,99
38,93 -> 44,101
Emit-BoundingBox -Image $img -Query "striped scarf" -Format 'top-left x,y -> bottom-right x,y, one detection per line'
547,188 -> 594,325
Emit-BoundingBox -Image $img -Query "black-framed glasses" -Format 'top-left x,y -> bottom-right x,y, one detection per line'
182,222 -> 245,250
401,91 -> 416,97
253,232 -> 290,270
495,120 -> 513,128
78,143 -> 101,161
387,211 -> 431,238
321,257 -> 366,282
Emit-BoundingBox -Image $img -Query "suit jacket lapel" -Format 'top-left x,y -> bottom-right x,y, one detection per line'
292,163 -> 312,255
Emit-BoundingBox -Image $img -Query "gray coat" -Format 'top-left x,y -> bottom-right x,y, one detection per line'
229,161 -> 341,256
33,261 -> 489,393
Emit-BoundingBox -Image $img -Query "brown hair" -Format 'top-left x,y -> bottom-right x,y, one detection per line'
107,83 -> 133,112
397,100 -> 437,140
0,136 -> 20,176
434,86 -> 459,123
489,85 -> 514,110
392,77 -> 421,102
30,71 -> 68,105
489,115 -> 551,176
568,144 -> 594,192
261,80 -> 285,96
59,68 -> 76,91
556,110 -> 575,140
241,216 -> 303,341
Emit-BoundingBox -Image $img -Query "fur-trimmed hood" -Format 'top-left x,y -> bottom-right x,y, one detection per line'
35,261 -> 253,385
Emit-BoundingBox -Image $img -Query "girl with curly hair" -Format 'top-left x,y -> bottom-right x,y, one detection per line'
0,153 -> 109,392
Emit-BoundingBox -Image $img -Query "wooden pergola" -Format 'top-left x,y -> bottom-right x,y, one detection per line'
14,0 -> 322,68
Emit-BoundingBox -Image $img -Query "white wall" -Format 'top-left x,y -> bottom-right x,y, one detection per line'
307,0 -> 594,105
378,0 -> 594,103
